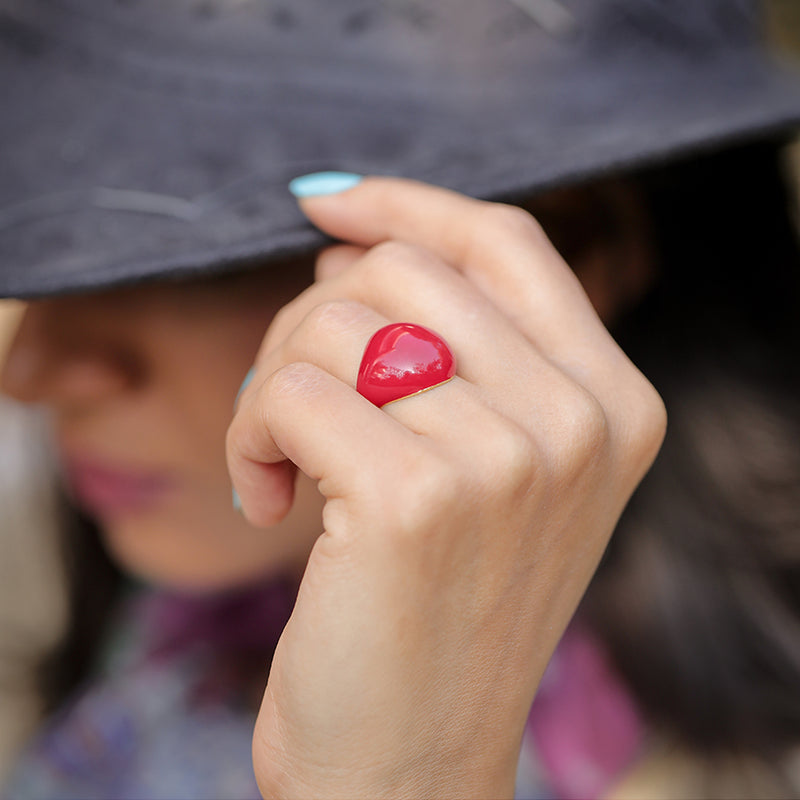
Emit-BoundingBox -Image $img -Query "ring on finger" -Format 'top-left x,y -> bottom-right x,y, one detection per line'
357,322 -> 456,407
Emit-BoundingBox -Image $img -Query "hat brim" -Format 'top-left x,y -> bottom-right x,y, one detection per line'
2,0 -> 800,298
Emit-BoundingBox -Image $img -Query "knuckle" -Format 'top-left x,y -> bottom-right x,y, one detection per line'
479,202 -> 547,244
554,387 -> 611,477
412,451 -> 460,507
224,419 -> 242,465
264,361 -> 325,404
502,433 -> 540,493
225,388 -> 265,473
270,299 -> 295,331
623,376 -> 668,471
300,299 -> 366,341
389,449 -> 460,535
481,418 -> 540,497
261,301 -> 298,352
357,241 -> 435,285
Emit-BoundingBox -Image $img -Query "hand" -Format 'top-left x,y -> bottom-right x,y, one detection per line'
227,178 -> 666,799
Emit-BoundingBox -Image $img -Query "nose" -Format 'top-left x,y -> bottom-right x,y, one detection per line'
0,299 -> 139,409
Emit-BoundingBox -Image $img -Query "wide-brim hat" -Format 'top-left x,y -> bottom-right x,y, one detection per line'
2,0 -> 800,298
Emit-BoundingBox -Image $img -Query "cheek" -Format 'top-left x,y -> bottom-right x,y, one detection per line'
104,474 -> 324,591
158,309 -> 274,457
100,314 -> 314,588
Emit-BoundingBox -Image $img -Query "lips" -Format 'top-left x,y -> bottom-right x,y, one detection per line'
61,455 -> 174,517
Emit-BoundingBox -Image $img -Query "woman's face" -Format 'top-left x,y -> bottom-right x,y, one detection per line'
0,182 -> 652,592
0,264 -> 324,591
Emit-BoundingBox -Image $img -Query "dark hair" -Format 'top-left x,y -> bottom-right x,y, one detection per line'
37,502 -> 123,714
585,141 -> 800,771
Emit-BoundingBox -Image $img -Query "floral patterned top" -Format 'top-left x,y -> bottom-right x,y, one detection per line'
4,580 -> 642,800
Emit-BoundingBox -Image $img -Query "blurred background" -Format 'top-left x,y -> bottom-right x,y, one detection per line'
0,299 -> 65,783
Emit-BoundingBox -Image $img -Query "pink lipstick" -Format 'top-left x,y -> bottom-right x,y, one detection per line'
62,456 -> 173,517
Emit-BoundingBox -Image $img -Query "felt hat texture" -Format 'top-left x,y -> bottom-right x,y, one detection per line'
2,0 -> 800,298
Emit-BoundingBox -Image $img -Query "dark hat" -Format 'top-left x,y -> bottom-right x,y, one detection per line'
2,0 -> 800,298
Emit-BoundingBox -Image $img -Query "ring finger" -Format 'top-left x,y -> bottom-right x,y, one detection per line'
256,297 -> 520,446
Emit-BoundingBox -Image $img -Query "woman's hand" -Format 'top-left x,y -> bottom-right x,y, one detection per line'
227,178 -> 666,799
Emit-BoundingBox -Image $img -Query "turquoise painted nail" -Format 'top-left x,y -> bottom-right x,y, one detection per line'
234,367 -> 255,409
232,487 -> 242,513
289,171 -> 362,198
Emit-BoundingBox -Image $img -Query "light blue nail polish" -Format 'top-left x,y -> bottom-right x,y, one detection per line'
289,171 -> 362,198
235,367 -> 255,409
232,487 -> 242,513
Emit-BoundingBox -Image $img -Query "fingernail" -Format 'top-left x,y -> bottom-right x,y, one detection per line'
289,171 -> 362,198
232,487 -> 242,513
234,367 -> 255,410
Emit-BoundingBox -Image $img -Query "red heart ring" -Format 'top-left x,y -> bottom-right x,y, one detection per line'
357,323 -> 457,407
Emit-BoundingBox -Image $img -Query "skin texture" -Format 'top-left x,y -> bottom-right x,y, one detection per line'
1,178 -> 665,797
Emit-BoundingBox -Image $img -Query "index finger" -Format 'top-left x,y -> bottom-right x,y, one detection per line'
293,176 -> 615,360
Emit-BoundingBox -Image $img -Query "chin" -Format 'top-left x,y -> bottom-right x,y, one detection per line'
99,516 -> 287,594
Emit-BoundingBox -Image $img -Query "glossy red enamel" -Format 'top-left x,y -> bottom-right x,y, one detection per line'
357,323 -> 456,407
